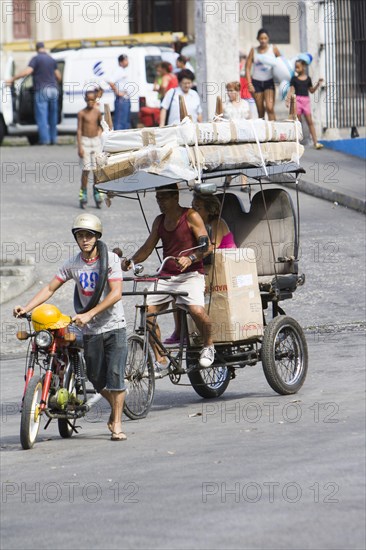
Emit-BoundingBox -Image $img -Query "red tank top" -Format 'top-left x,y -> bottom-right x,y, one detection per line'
165,73 -> 178,93
158,209 -> 204,276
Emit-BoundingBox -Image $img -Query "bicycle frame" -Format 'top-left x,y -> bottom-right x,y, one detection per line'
124,276 -> 190,377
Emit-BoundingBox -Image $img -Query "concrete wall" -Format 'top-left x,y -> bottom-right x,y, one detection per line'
195,0 -> 240,121
238,0 -> 301,58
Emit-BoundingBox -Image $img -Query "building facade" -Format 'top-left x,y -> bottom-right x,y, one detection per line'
1,0 -> 364,134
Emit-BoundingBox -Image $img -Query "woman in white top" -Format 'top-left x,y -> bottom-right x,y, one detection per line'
160,69 -> 202,126
246,29 -> 281,120
223,81 -> 251,120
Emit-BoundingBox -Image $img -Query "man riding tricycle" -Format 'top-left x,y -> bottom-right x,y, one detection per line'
95,157 -> 308,421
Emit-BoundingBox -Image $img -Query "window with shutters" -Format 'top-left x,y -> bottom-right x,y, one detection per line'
12,0 -> 32,39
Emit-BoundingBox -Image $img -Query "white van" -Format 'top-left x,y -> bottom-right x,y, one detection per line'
0,45 -> 162,144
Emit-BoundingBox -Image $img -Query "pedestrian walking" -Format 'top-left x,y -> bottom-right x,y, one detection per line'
108,54 -> 131,130
6,42 -> 62,144
153,62 -> 178,100
246,29 -> 281,120
77,89 -> 103,209
13,214 -> 128,441
160,69 -> 202,126
286,59 -> 324,149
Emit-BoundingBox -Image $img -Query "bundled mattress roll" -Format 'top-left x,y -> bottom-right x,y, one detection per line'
102,118 -> 303,153
95,141 -> 303,184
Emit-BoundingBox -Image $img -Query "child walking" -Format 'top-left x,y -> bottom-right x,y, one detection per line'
286,60 -> 324,149
77,89 -> 103,209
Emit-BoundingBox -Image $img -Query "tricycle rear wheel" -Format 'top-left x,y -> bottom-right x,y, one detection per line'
261,315 -> 308,395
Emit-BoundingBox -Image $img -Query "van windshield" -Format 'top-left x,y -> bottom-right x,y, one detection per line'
145,56 -> 161,83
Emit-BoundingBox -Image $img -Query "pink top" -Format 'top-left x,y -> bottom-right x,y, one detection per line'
218,232 -> 237,249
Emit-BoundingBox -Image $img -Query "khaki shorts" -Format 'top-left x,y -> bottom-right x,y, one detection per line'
80,136 -> 102,171
146,272 -> 205,307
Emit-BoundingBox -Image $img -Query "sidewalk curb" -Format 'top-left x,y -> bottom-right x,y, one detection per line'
281,178 -> 366,214
0,264 -> 37,305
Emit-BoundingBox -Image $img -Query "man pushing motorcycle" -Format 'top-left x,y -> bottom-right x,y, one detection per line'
13,214 -> 128,442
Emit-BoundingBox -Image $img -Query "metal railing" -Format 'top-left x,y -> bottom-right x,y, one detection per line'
324,0 -> 366,129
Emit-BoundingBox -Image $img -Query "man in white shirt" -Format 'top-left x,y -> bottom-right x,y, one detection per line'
108,54 -> 131,130
160,69 -> 202,126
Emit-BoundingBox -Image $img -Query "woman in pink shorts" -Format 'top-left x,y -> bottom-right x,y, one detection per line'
286,59 -> 324,149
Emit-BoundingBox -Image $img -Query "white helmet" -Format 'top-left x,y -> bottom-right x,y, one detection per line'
72,214 -> 102,237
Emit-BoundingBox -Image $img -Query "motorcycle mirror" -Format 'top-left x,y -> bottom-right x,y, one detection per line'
17,331 -> 30,340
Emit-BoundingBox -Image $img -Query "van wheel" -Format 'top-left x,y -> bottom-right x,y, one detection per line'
0,117 -> 6,145
27,135 -> 38,145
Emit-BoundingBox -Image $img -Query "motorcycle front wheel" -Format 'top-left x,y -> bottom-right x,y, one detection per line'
58,365 -> 76,439
20,376 -> 43,450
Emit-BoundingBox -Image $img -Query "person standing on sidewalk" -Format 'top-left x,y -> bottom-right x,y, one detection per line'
108,54 -> 131,130
6,42 -> 62,145
13,214 -> 128,442
286,60 -> 324,150
77,89 -> 103,209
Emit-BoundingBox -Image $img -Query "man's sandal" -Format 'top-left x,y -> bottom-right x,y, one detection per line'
111,431 -> 127,441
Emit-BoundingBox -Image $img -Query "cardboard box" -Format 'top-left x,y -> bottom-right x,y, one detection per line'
188,248 -> 263,344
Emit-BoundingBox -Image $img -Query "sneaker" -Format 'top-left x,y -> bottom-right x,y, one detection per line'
93,189 -> 102,209
79,189 -> 87,209
154,361 -> 170,378
199,345 -> 215,367
314,143 -> 324,150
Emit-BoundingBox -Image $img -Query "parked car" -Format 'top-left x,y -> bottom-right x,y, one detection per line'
0,45 -> 162,144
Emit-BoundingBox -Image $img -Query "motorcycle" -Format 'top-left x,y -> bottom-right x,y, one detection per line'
17,304 -> 98,450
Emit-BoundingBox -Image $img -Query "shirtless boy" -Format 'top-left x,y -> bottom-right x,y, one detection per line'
77,89 -> 103,209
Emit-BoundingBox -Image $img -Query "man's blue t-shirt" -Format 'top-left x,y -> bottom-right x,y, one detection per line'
28,52 -> 58,91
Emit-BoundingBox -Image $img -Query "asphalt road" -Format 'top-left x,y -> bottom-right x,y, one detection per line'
1,144 -> 365,550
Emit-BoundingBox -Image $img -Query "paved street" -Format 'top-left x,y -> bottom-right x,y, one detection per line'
1,143 -> 365,550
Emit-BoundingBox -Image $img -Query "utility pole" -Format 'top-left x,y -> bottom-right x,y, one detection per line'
195,0 -> 239,121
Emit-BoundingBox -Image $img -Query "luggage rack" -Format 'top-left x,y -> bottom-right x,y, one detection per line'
96,162 -> 306,198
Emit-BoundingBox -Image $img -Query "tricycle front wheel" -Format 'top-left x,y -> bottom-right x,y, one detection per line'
187,352 -> 231,398
261,315 -> 308,395
123,334 -> 155,420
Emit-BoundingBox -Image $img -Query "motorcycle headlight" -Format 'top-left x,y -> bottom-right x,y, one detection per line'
35,330 -> 53,349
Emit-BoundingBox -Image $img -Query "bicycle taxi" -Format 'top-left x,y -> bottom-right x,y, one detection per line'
95,98 -> 308,420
